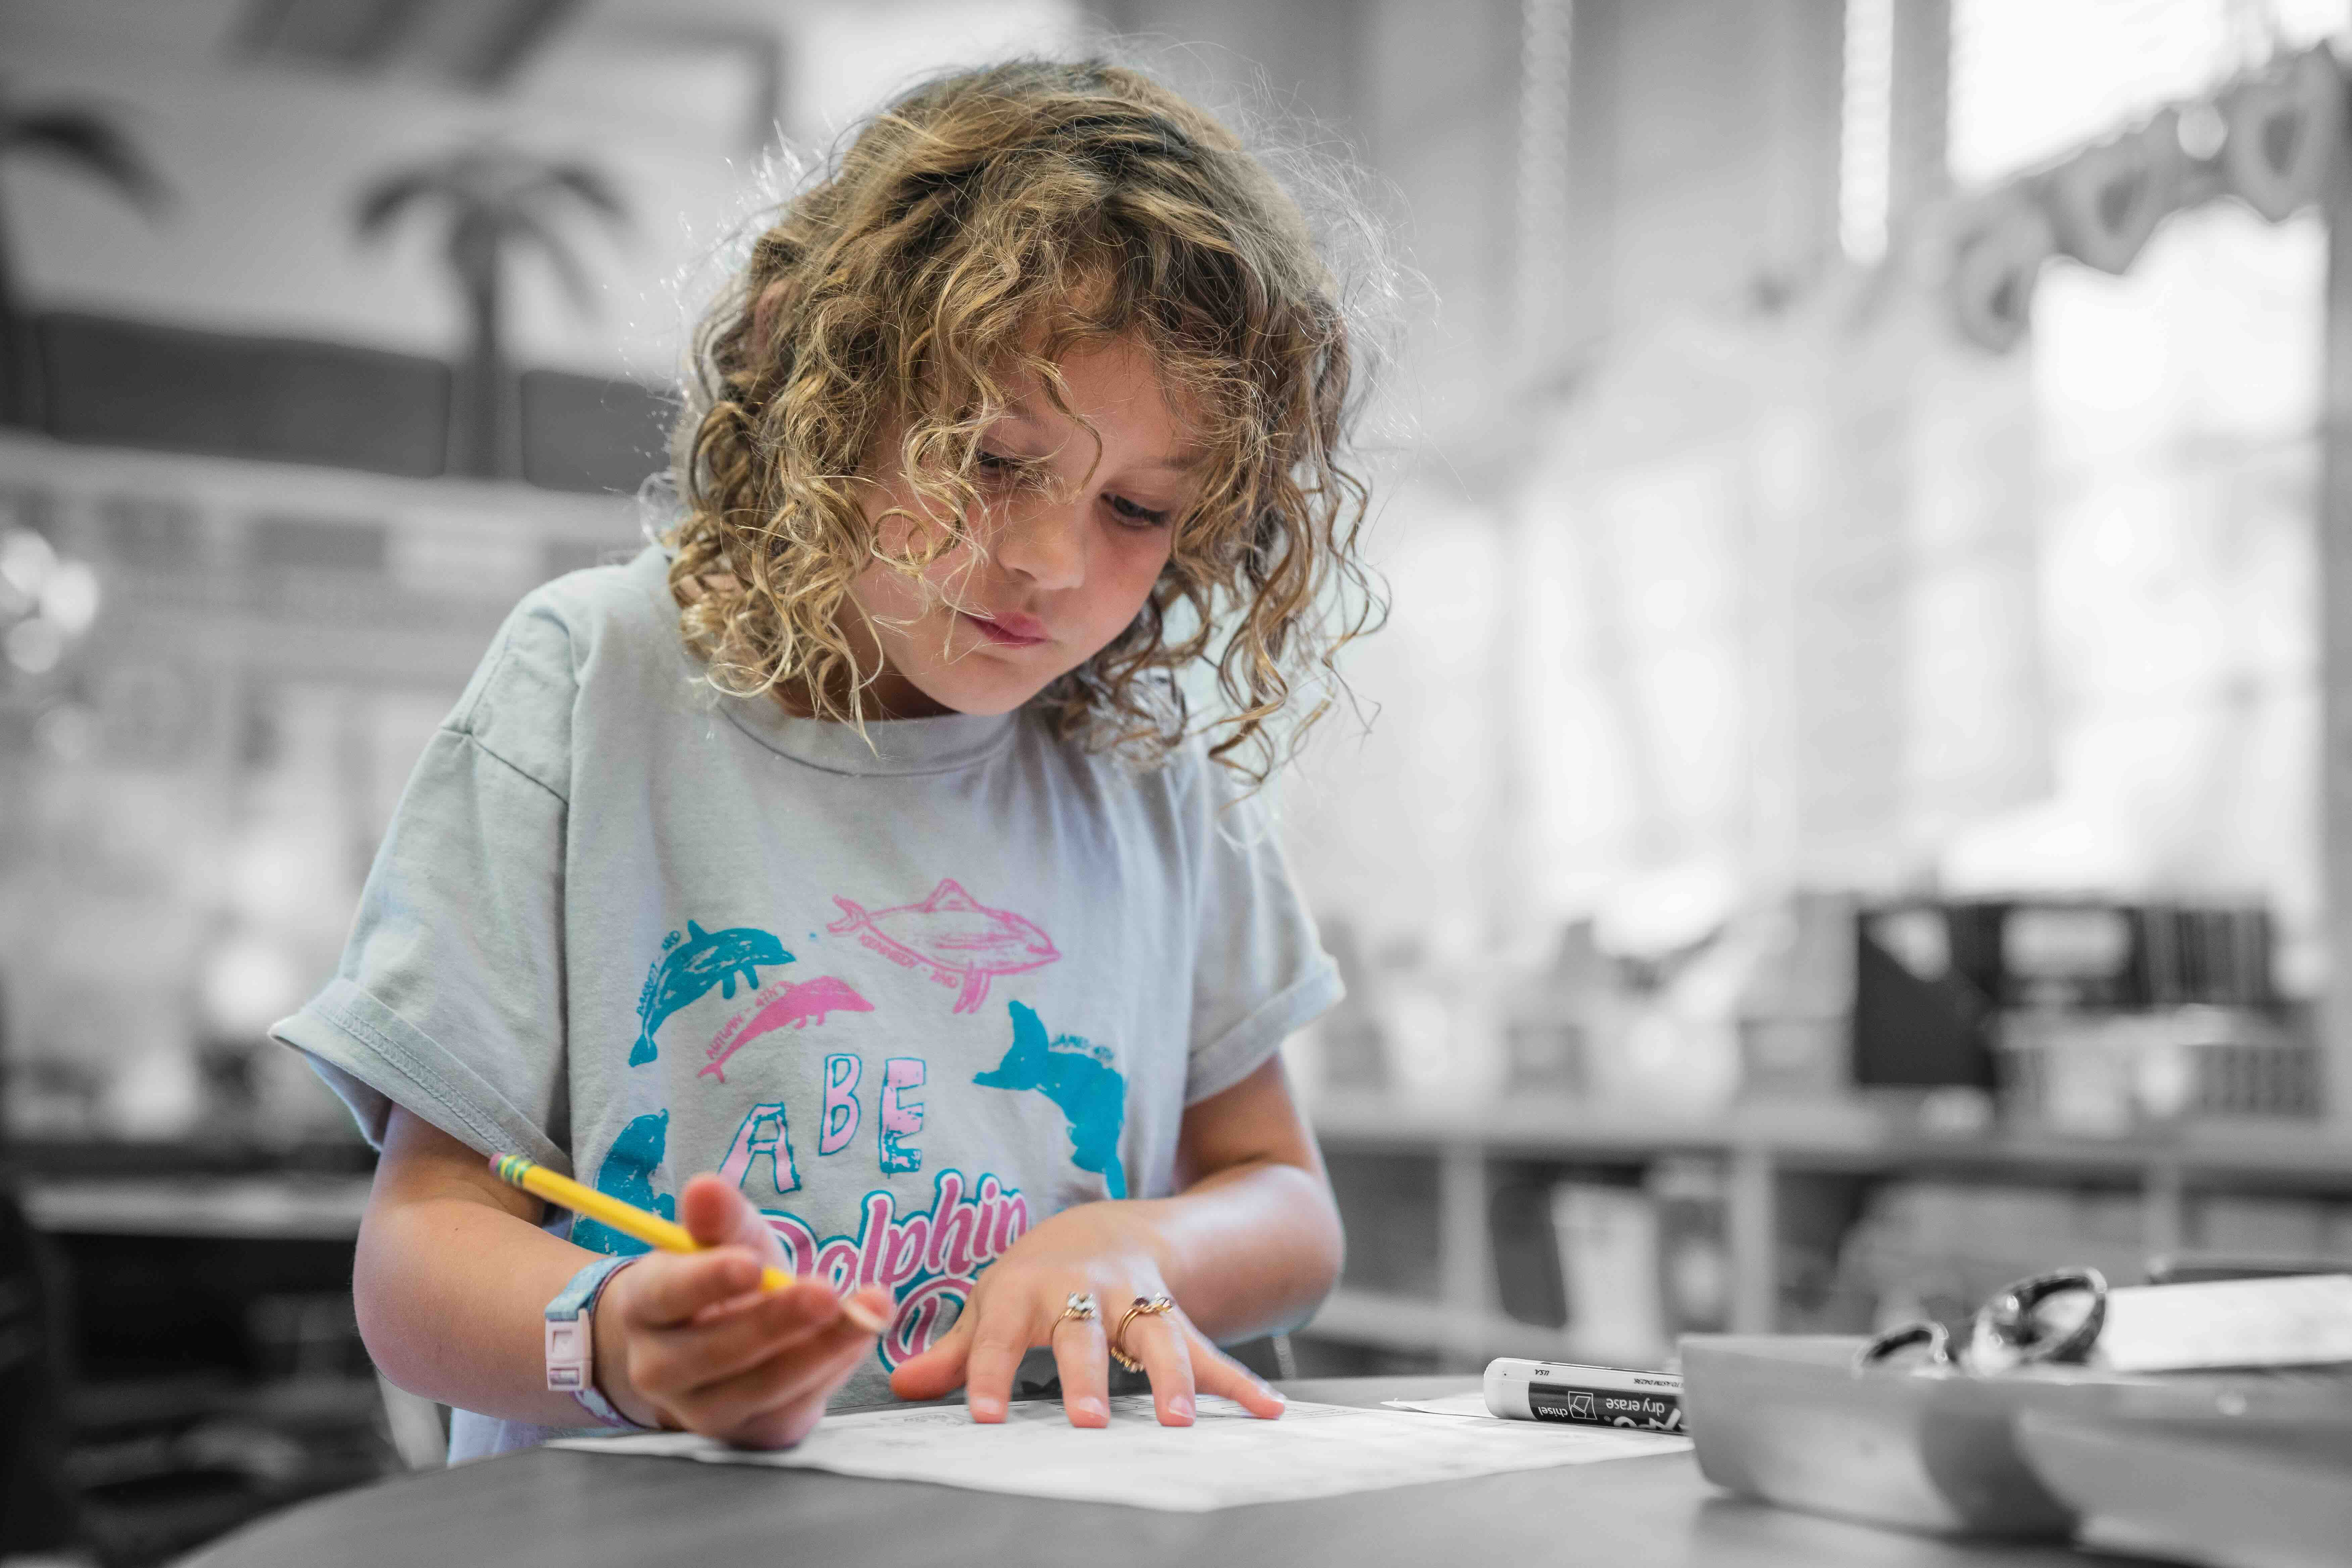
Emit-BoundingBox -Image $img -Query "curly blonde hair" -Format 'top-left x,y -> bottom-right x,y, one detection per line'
667,57 -> 1385,780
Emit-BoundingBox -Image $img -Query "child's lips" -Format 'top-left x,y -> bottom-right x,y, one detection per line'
960,609 -> 1049,647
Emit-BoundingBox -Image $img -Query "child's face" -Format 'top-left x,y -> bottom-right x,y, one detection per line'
846,337 -> 1198,718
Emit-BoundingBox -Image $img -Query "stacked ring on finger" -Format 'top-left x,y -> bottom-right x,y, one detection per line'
1109,1293 -> 1175,1372
1057,1291 -> 1098,1325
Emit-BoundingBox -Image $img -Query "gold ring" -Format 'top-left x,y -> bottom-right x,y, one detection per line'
1056,1291 -> 1098,1325
1109,1293 -> 1175,1372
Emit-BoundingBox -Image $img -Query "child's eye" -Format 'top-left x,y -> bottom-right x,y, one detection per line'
975,449 -> 1028,481
1105,493 -> 1173,530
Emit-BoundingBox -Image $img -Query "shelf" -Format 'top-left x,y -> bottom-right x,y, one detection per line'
1307,1092 -> 1883,1157
1306,1093 -> 2352,1188
24,1175 -> 373,1240
7,1136 -> 377,1177
1302,1096 -> 2352,1349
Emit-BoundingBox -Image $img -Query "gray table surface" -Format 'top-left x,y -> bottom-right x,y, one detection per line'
178,1377 -> 2161,1568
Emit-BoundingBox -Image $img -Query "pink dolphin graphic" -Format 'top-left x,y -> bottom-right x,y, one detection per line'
828,878 -> 1060,1015
699,975 -> 873,1083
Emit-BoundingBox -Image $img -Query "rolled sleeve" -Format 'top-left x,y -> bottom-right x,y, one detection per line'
1183,767 -> 1343,1105
274,976 -> 570,1171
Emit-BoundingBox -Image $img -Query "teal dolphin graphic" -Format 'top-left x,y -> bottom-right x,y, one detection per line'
572,1110 -> 673,1255
973,1001 -> 1127,1198
633,921 -> 792,1065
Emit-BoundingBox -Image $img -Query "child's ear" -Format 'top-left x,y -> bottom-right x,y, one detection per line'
751,279 -> 791,348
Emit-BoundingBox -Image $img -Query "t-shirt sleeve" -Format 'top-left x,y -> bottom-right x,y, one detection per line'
1181,760 -> 1344,1105
268,596 -> 578,1172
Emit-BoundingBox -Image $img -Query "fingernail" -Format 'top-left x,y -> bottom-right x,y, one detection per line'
1263,1384 -> 1286,1405
1168,1394 -> 1193,1419
970,1397 -> 1003,1421
1073,1396 -> 1107,1422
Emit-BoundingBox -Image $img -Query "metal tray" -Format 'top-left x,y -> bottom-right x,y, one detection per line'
1681,1334 -> 2134,1539
2015,1392 -> 2352,1568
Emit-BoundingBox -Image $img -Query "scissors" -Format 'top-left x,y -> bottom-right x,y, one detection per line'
1853,1267 -> 2109,1375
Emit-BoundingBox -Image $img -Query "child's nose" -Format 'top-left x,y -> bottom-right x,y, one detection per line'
993,497 -> 1086,590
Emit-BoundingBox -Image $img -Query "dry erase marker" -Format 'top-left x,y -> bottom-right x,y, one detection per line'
1482,1357 -> 1684,1432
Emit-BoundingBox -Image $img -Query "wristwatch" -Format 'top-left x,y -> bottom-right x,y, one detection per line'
545,1254 -> 648,1428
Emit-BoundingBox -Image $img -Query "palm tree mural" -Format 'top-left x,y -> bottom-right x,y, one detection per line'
356,144 -> 629,479
0,90 -> 167,427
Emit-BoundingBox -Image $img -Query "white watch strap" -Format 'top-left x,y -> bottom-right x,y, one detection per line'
545,1254 -> 647,1428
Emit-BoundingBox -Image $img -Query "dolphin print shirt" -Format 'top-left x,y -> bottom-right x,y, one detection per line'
270,544 -> 1341,1462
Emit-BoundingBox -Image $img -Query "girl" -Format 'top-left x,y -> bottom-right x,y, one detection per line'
274,57 -> 1382,1461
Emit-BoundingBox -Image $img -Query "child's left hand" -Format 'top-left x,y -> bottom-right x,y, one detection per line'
884,1199 -> 1286,1428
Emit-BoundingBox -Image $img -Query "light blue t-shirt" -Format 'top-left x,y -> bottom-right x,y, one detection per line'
271,544 -> 1340,1461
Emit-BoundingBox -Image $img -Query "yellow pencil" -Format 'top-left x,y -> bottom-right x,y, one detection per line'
491,1153 -> 887,1334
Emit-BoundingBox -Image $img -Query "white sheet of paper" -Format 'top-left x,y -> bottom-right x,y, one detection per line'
550,1395 -> 1690,1511
1380,1392 -> 1500,1417
2095,1274 -> 2352,1372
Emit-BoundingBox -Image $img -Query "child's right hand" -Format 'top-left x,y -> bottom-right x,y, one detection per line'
591,1174 -> 889,1449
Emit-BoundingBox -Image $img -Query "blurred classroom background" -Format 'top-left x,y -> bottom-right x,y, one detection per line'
7,0 -> 2352,1560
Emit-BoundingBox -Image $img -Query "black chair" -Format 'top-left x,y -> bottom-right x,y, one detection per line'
0,1169 -> 88,1558
0,960 -> 89,1559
